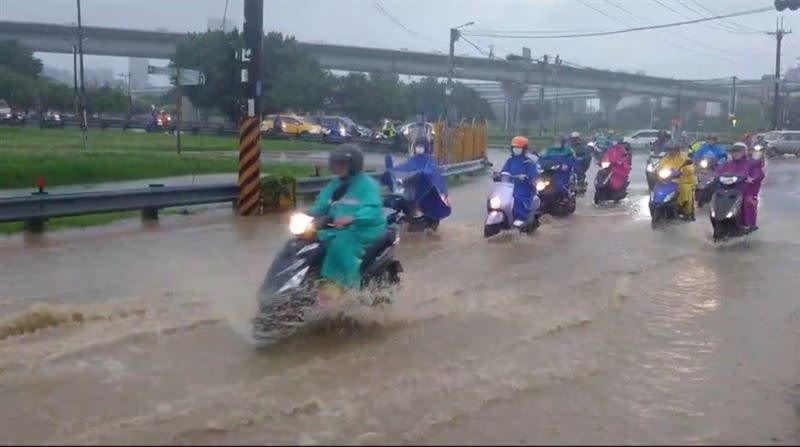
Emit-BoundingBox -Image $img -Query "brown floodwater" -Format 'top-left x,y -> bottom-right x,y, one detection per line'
1,151 -> 798,445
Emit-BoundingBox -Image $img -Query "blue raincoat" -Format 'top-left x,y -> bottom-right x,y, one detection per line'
539,146 -> 577,193
692,143 -> 728,163
382,143 -> 452,220
501,154 -> 539,221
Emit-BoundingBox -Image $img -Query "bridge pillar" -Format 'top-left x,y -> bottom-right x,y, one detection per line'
501,81 -> 528,134
598,90 -> 623,127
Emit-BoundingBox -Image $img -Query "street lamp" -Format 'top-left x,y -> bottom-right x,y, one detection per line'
446,21 -> 475,124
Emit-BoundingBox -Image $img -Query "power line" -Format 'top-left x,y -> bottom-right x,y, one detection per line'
221,0 -> 230,31
458,35 -> 489,57
684,0 -> 762,33
369,0 -> 440,45
461,6 -> 773,39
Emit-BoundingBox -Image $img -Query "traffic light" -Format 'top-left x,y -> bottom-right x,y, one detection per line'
775,0 -> 800,11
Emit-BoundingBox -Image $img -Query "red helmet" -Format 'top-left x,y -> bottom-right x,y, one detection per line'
511,136 -> 529,149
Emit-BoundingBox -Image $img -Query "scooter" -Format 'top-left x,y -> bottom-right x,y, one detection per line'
252,213 -> 404,345
536,163 -> 577,217
593,159 -> 629,205
709,174 -> 755,242
484,172 -> 541,238
694,155 -> 720,209
382,166 -> 443,232
573,154 -> 592,195
750,142 -> 767,169
649,167 -> 683,228
645,151 -> 666,192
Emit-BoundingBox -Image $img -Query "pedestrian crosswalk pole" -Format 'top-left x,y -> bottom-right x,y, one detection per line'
237,0 -> 264,215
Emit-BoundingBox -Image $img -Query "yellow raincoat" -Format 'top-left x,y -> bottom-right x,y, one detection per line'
658,151 -> 696,217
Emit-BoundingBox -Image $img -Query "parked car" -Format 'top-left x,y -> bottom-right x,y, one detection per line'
318,116 -> 352,143
624,129 -> 662,151
40,110 -> 65,128
762,130 -> 800,157
261,114 -> 322,136
0,99 -> 26,126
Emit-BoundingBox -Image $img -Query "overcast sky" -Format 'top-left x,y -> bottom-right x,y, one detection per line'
2,0 -> 798,81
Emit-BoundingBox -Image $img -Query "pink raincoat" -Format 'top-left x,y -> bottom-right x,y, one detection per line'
602,144 -> 632,191
714,157 -> 765,228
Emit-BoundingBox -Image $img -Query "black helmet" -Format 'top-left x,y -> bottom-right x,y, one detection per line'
328,144 -> 364,176
665,140 -> 681,152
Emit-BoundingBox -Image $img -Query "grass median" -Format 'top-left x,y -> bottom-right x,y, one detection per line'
0,126 -> 329,153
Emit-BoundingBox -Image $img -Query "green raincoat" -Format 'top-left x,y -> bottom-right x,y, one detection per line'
308,173 -> 386,289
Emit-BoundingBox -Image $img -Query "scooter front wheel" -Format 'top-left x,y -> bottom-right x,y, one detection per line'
484,224 -> 503,238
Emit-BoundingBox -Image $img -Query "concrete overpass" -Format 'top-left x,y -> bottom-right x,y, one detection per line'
1,20 -> 747,102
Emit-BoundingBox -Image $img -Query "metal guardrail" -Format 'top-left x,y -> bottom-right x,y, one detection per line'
0,159 -> 488,230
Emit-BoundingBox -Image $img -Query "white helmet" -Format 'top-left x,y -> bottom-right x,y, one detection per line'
570,131 -> 581,138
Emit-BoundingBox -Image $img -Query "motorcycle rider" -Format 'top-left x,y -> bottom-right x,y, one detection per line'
499,136 -> 540,226
406,113 -> 433,156
714,142 -> 765,231
658,140 -> 696,220
692,134 -> 728,163
568,131 -> 592,186
307,145 -> 387,303
651,130 -> 672,154
540,134 -> 578,192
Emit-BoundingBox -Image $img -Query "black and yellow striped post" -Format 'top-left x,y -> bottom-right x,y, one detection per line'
237,0 -> 264,216
237,117 -> 262,215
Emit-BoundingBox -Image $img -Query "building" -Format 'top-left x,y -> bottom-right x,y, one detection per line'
128,57 -> 150,91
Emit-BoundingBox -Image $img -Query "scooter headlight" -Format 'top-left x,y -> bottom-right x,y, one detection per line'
289,213 -> 314,235
489,196 -> 502,210
536,180 -> 548,191
658,168 -> 672,179
753,145 -> 763,152
600,161 -> 610,169
700,159 -> 709,169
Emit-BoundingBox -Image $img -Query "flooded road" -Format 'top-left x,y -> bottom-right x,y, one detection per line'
1,150 -> 798,445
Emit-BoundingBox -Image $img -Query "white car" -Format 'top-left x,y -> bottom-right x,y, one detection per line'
624,129 -> 662,151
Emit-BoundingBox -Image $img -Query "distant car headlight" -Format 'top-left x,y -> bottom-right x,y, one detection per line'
339,126 -> 346,137
489,196 -> 502,209
289,213 -> 314,235
658,169 -> 672,179
322,128 -> 331,135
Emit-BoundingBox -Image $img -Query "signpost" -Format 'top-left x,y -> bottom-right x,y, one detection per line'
147,65 -> 205,153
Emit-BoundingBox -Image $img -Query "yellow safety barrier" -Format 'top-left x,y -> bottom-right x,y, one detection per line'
432,119 -> 488,165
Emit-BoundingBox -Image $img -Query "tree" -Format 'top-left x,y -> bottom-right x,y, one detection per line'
0,66 -> 37,109
172,30 -> 241,122
0,40 -> 43,78
261,32 -> 333,115
85,83 -> 129,115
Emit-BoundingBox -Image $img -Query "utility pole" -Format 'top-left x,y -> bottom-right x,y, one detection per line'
76,0 -> 88,150
236,0 -> 264,216
445,21 -> 474,125
768,17 -> 791,130
72,44 -> 79,127
446,27 -> 457,125
175,67 -> 182,154
539,55 -> 548,136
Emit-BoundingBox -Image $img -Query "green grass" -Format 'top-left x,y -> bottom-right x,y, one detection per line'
0,211 -> 141,234
0,127 -> 328,153
0,149 -> 314,189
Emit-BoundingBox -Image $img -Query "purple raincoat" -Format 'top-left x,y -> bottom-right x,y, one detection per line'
714,157 -> 765,228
